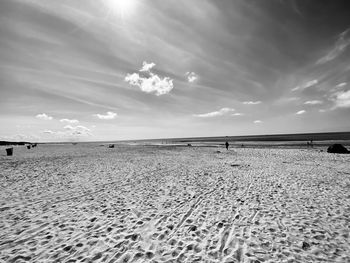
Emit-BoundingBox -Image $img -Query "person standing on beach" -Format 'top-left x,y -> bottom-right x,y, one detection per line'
225,141 -> 229,150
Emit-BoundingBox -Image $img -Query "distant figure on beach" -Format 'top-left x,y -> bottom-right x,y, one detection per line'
225,141 -> 229,150
307,140 -> 313,148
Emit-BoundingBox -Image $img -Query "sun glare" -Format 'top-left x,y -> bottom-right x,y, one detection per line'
105,0 -> 136,17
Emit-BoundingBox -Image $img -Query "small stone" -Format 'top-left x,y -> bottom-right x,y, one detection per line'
302,241 -> 310,250
63,245 -> 72,251
189,225 -> 197,231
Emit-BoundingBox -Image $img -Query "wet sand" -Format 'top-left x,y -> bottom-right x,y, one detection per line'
0,145 -> 349,262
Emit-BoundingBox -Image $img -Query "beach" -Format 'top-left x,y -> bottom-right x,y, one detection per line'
0,144 -> 349,262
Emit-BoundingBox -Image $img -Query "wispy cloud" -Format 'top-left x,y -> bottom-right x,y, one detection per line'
63,125 -> 91,135
316,28 -> 350,64
296,110 -> 306,115
36,113 -> 53,120
125,61 -> 174,96
232,112 -> 244,116
60,118 -> 79,124
193,107 -> 235,118
253,120 -> 262,124
292,79 -> 318,92
93,111 -> 117,120
185,72 -> 198,83
304,100 -> 323,105
335,82 -> 347,88
0,134 -> 39,141
43,125 -> 92,138
243,101 -> 261,105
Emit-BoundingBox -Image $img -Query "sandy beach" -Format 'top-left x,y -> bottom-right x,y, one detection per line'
0,144 -> 349,262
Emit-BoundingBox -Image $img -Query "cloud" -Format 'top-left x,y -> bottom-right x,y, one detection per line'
140,61 -> 156,72
292,79 -> 318,92
63,125 -> 91,135
185,72 -> 198,83
291,86 -> 301,92
36,113 -> 53,120
304,79 -> 318,88
125,62 -> 174,96
296,110 -> 306,115
193,107 -> 235,118
253,120 -> 262,124
232,112 -> 244,116
332,90 -> 350,108
93,111 -> 117,120
304,100 -> 323,105
317,28 -> 350,64
60,118 -> 79,124
335,82 -> 347,88
243,101 -> 261,105
1,134 -> 39,141
43,126 -> 92,138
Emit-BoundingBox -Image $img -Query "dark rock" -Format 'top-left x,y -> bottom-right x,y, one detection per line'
6,148 -> 13,156
188,225 -> 197,231
63,245 -> 72,251
327,144 -> 349,154
302,241 -> 310,250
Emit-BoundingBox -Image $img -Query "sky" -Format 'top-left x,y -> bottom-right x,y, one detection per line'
0,0 -> 350,142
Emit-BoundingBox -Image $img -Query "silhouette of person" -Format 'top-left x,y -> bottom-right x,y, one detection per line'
225,141 -> 229,150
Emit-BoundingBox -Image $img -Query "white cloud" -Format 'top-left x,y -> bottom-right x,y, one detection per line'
304,79 -> 318,88
243,101 -> 261,105
139,61 -> 156,72
304,100 -> 323,105
316,28 -> 350,64
253,120 -> 262,124
60,118 -> 79,124
64,125 -> 91,135
292,79 -> 318,92
332,90 -> 350,108
335,82 -> 347,88
232,112 -> 244,116
36,113 -> 53,120
63,125 -> 74,130
193,107 -> 235,118
2,134 -> 39,141
44,125 -> 92,138
291,86 -> 301,92
93,111 -> 117,120
296,110 -> 306,115
125,62 -> 174,96
185,72 -> 198,83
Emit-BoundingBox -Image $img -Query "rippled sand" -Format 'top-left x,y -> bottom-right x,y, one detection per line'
0,144 -> 349,262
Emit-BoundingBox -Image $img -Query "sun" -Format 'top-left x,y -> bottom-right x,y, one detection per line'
105,0 -> 136,17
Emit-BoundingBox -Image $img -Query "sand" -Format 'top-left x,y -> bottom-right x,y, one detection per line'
0,144 -> 349,262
